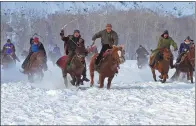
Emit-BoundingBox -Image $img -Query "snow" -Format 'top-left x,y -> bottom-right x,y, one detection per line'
1,60 -> 195,125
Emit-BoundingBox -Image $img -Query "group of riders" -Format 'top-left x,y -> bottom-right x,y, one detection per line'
1,23 -> 195,83
135,30 -> 195,70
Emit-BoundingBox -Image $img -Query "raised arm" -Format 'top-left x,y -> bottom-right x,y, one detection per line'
60,29 -> 69,43
92,30 -> 102,41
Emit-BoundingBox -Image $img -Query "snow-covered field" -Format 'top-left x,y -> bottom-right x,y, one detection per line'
1,60 -> 195,125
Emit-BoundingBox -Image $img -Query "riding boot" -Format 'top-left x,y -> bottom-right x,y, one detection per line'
170,57 -> 174,69
82,62 -> 90,82
150,57 -> 156,68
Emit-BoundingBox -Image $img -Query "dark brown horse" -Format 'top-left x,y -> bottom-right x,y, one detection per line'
171,44 -> 195,83
56,53 -> 85,87
1,54 -> 16,69
89,45 -> 125,89
22,51 -> 46,82
149,48 -> 171,83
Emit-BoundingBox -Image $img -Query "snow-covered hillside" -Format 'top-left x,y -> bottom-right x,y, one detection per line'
1,60 -> 195,125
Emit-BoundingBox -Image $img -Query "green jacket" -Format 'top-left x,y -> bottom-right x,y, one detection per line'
92,29 -> 118,46
157,36 -> 177,50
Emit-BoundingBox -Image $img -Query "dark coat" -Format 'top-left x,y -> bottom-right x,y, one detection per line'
136,46 -> 149,57
179,42 -> 192,54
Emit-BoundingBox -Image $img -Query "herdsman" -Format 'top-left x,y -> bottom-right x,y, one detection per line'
91,24 -> 119,69
150,30 -> 178,68
60,29 -> 89,82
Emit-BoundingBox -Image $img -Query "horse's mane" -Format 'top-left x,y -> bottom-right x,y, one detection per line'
111,45 -> 121,64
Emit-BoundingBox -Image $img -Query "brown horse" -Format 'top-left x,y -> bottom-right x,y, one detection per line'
149,48 -> 171,83
56,53 -> 85,87
89,45 -> 125,89
1,54 -> 16,69
171,44 -> 195,83
22,51 -> 46,82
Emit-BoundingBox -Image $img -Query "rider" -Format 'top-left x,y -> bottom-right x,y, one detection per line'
150,30 -> 178,68
22,37 -> 48,71
175,36 -> 194,66
136,45 -> 149,60
91,24 -> 119,68
60,29 -> 90,81
2,39 -> 20,62
53,44 -> 61,56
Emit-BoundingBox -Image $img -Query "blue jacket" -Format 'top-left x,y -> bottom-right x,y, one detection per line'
31,44 -> 39,52
179,42 -> 191,54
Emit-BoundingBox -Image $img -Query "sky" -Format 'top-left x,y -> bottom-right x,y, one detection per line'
1,2 -> 195,17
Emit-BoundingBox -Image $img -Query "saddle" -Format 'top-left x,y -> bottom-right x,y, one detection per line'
95,49 -> 113,70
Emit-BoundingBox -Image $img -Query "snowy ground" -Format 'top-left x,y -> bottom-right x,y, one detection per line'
1,60 -> 195,125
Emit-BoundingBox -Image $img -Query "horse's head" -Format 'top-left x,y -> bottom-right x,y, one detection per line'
162,48 -> 171,61
75,53 -> 85,64
111,45 -> 126,64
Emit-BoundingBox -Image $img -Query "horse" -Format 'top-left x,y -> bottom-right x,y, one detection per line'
1,54 -> 16,69
171,44 -> 195,83
137,55 -> 148,69
89,45 -> 125,89
149,48 -> 171,83
48,51 -> 61,66
22,51 -> 46,82
56,53 -> 85,87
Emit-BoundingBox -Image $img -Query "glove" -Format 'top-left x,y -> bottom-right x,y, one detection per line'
174,48 -> 178,51
60,29 -> 64,36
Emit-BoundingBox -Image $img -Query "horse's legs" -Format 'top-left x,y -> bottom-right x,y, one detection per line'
76,76 -> 82,87
90,71 -> 94,87
187,72 -> 190,80
159,75 -> 163,79
151,68 -> 157,81
162,73 -> 167,83
62,69 -> 68,87
70,75 -> 76,86
107,76 -> 114,89
189,70 -> 193,83
99,74 -> 105,88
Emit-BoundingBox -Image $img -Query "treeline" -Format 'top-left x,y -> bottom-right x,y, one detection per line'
1,5 -> 195,59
